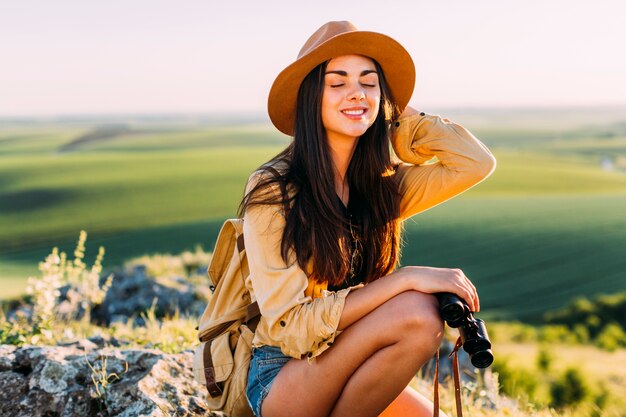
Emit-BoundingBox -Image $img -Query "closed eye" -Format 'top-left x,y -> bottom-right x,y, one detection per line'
330,83 -> 377,88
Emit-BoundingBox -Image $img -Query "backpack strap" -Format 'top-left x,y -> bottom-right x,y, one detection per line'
236,224 -> 260,329
203,339 -> 223,397
246,302 -> 261,330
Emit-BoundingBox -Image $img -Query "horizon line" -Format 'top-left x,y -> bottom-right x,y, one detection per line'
2,102 -> 626,121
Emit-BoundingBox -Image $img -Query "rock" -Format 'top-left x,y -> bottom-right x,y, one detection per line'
92,266 -> 208,326
2,261 -> 211,329
0,343 -> 222,417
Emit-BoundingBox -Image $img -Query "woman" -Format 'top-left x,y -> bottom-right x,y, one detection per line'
239,21 -> 496,417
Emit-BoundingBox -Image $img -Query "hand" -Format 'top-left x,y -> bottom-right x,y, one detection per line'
398,266 -> 480,312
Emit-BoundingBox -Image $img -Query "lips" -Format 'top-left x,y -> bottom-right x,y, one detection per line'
340,107 -> 368,119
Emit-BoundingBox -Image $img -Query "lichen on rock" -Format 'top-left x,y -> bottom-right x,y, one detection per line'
0,343 -> 222,417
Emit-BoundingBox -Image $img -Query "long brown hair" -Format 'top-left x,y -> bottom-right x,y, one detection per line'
238,58 -> 402,287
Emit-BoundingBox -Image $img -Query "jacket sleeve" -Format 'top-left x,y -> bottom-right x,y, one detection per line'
242,173 -> 359,360
391,112 -> 497,221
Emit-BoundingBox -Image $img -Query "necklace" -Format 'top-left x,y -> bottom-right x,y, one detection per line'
347,210 -> 363,279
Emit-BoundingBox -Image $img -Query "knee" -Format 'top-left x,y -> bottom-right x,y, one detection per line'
388,291 -> 444,351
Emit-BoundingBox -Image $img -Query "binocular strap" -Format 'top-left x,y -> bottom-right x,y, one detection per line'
433,337 -> 464,417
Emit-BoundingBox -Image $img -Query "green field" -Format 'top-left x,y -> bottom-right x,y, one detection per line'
2,108 -> 626,320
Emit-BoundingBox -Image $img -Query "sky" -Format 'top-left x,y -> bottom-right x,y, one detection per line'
1,0 -> 625,117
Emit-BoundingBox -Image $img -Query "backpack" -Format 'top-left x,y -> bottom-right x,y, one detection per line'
193,218 -> 261,417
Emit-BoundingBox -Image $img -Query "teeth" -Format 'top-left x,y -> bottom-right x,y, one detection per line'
342,109 -> 365,115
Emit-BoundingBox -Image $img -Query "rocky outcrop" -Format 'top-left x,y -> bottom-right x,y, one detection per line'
0,342 -> 221,417
6,265 -> 210,327
92,265 -> 208,326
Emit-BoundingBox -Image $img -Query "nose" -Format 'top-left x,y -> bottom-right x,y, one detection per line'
347,84 -> 366,101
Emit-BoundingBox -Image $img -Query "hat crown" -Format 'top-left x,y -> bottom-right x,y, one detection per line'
298,21 -> 358,59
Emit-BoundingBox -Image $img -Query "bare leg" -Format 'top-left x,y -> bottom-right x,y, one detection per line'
260,291 -> 444,417
378,385 -> 449,417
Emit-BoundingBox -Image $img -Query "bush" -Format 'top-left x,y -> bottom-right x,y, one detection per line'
594,323 -> 626,352
492,357 -> 538,399
489,321 -> 537,343
538,325 -> 577,344
543,292 -> 626,342
572,324 -> 590,344
549,367 -> 589,408
536,346 -> 553,372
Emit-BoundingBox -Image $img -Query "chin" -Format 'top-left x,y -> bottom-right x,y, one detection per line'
342,123 -> 372,138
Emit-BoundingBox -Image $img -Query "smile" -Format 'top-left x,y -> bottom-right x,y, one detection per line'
341,108 -> 367,117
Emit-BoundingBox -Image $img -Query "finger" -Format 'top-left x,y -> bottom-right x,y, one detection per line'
463,275 -> 479,312
462,281 -> 478,313
454,270 -> 477,312
452,281 -> 475,312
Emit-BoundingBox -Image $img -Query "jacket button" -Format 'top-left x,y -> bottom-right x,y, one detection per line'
280,320 -> 286,327
420,112 -> 426,116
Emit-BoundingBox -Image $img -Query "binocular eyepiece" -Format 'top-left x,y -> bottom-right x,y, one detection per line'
435,292 -> 494,368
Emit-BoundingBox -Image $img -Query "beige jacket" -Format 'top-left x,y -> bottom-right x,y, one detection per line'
242,112 -> 496,362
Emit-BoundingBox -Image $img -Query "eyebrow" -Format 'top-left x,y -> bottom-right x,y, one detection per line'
325,70 -> 378,77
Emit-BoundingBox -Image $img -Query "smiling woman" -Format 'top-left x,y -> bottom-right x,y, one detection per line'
231,20 -> 496,417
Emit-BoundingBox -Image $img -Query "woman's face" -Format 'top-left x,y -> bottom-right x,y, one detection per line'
321,54 -> 381,143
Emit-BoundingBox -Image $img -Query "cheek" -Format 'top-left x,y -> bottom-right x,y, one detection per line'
321,91 -> 339,123
369,94 -> 381,120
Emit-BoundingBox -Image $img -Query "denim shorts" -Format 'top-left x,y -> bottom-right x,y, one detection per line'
246,344 -> 292,417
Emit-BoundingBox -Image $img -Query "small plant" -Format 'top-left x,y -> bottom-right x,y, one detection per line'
57,231 -> 113,320
18,230 -> 111,345
86,354 -> 128,412
0,309 -> 32,345
24,247 -> 65,343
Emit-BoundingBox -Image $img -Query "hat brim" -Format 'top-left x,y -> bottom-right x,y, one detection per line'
268,31 -> 415,136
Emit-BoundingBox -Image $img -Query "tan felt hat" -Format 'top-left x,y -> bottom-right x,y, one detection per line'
268,20 -> 416,136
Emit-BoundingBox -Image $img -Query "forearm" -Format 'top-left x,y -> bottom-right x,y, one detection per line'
337,270 -> 410,331
392,108 -> 496,220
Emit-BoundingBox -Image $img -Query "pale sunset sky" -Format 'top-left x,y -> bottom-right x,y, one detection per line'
1,0 -> 625,116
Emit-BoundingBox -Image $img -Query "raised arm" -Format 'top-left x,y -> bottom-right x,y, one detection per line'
391,106 -> 496,220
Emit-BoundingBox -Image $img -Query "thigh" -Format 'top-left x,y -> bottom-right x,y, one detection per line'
378,384 -> 447,417
261,291 -> 440,417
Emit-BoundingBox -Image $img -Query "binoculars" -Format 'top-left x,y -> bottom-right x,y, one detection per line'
435,292 -> 494,368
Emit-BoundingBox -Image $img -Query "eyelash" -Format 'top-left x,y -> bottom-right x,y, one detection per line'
330,83 -> 377,88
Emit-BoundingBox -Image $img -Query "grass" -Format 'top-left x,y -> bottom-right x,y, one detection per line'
0,147 -> 281,249
401,192 -> 626,320
494,341 -> 626,416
